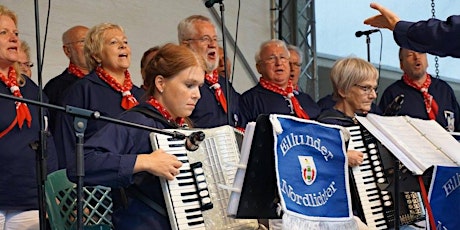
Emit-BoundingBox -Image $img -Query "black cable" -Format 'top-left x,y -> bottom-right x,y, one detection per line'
377,30 -> 383,86
32,1 -> 52,229
39,0 -> 51,72
230,0 -> 241,82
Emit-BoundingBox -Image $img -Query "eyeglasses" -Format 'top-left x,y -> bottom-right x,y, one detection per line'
19,62 -> 34,68
290,62 -> 301,68
65,39 -> 85,46
187,35 -> 221,45
262,55 -> 289,64
354,84 -> 378,95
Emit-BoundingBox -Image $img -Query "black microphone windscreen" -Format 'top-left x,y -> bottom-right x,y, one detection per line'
205,0 -> 215,8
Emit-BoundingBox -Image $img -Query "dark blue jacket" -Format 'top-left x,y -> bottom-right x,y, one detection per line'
190,75 -> 240,128
379,76 -> 460,131
44,68 -> 82,133
53,71 -> 145,170
82,103 -> 174,230
239,83 -> 321,127
0,76 -> 58,210
394,16 -> 460,58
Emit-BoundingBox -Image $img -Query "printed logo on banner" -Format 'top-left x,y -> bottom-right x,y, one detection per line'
270,115 -> 352,220
298,156 -> 316,185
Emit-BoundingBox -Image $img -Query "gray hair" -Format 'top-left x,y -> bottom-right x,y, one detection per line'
254,39 -> 290,63
287,44 -> 303,63
177,15 -> 212,43
330,57 -> 378,101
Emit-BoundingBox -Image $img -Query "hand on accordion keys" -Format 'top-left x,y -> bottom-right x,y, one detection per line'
134,149 -> 183,181
347,150 -> 364,167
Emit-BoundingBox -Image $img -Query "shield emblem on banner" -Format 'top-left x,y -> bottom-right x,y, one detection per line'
298,156 -> 316,185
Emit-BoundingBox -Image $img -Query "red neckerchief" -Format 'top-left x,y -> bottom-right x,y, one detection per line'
205,70 -> 228,113
146,97 -> 185,126
96,66 -> 139,110
0,67 -> 32,137
259,77 -> 310,119
68,63 -> 86,78
402,73 -> 439,120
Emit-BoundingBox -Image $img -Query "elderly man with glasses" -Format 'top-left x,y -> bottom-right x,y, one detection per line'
178,15 -> 241,128
238,39 -> 320,128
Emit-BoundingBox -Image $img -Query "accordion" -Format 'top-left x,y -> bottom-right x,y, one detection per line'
346,125 -> 425,229
150,125 -> 258,230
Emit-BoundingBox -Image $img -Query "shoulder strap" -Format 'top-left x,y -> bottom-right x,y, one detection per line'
317,109 -> 351,123
124,186 -> 167,217
122,106 -> 173,216
129,106 -> 179,128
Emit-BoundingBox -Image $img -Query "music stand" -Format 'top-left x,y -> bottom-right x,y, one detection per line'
235,115 -> 280,219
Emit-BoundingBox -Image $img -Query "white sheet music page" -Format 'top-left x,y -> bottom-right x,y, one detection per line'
356,114 -> 458,175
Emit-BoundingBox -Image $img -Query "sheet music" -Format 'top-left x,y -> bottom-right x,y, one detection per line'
356,114 -> 459,175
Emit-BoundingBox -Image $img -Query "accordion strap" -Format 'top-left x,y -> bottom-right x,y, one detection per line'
123,106 -> 173,216
129,106 -> 179,128
125,186 -> 167,217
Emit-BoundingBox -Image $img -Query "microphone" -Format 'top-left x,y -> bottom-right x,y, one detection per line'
355,29 -> 380,37
205,0 -> 223,8
383,94 -> 405,116
185,131 -> 205,151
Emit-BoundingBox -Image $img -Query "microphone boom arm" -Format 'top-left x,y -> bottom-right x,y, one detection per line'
0,92 -> 187,140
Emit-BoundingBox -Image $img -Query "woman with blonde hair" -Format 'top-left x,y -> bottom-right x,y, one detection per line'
0,5 -> 57,229
53,23 -> 144,169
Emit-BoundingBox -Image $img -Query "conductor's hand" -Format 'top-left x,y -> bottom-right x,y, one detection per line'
134,149 -> 183,180
347,150 -> 364,167
364,2 -> 400,31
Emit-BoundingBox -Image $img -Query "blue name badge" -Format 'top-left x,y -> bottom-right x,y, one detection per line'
270,114 -> 353,221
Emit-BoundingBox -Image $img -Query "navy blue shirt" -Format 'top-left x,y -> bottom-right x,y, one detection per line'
394,16 -> 460,58
239,83 -> 321,127
44,68 -> 82,132
82,103 -> 173,230
53,71 -> 145,170
190,75 -> 240,128
379,76 -> 460,132
0,76 -> 58,210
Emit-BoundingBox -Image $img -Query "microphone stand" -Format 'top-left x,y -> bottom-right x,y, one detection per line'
218,1 -> 232,126
0,93 -> 189,230
32,0 -> 47,229
365,34 -> 371,62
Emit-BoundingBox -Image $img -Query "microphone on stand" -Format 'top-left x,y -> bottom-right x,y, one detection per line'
383,94 -> 405,116
355,29 -> 380,37
185,131 -> 205,151
205,0 -> 223,8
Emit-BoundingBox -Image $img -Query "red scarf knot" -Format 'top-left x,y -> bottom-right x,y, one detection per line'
205,70 -> 227,113
96,66 -> 139,110
259,77 -> 310,119
402,73 -> 438,120
0,67 -> 32,133
68,63 -> 86,78
146,97 -> 185,127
